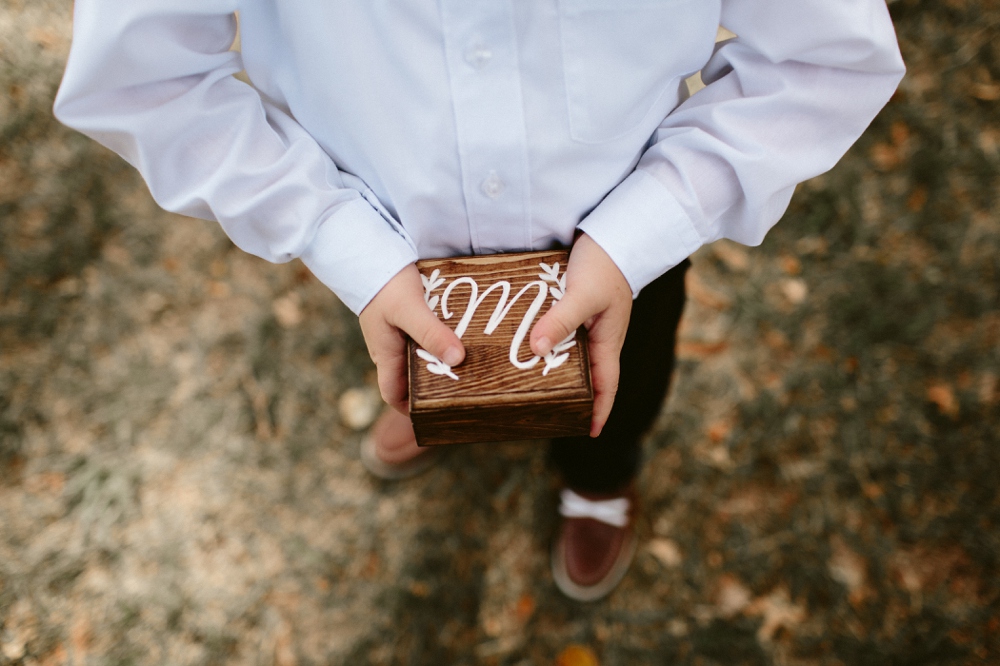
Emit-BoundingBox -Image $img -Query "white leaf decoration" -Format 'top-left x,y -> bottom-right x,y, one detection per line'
542,353 -> 569,376
538,262 -> 561,283
421,269 -> 445,315
537,261 -> 578,376
421,268 -> 443,291
550,334 -> 577,354
416,348 -> 459,381
542,332 -> 576,376
541,261 -> 566,305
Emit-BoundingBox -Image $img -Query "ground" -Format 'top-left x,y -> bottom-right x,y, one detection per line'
1,0 -> 998,664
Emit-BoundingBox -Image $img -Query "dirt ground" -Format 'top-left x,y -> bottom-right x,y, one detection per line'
1,0 -> 999,664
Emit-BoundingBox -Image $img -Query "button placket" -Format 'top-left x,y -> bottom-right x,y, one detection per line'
439,0 -> 533,253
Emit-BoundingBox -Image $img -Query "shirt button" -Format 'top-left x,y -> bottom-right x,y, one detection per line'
481,172 -> 506,199
464,44 -> 493,70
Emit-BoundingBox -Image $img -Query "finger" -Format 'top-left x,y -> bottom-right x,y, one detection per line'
363,322 -> 410,412
376,346 -> 410,413
587,334 -> 621,437
530,290 -> 600,357
391,300 -> 466,367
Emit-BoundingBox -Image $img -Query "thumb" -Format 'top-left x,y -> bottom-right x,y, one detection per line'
530,290 -> 597,357
392,303 -> 466,368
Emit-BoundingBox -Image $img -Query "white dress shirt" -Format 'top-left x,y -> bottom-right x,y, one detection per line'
55,0 -> 904,315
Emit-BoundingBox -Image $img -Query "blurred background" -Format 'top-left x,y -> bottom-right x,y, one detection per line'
1,0 -> 998,664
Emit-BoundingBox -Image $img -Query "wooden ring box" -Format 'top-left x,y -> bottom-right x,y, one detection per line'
407,250 -> 594,445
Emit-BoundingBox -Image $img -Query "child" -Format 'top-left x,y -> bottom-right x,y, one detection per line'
55,0 -> 904,601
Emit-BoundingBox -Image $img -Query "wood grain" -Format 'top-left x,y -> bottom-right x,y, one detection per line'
408,250 -> 593,445
411,397 -> 592,446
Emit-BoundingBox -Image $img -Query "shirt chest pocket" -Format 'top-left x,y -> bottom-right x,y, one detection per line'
558,0 -> 707,144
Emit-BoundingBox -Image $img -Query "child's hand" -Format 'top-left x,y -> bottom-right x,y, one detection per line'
359,264 -> 466,414
530,233 -> 632,437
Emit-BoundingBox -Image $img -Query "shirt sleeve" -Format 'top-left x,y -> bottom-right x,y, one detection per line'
53,0 -> 418,315
578,0 -> 906,295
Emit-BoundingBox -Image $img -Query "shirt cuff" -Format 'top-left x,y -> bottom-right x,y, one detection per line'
578,169 -> 705,297
299,197 -> 419,315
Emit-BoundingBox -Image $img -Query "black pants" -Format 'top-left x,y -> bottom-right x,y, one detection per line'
549,259 -> 689,494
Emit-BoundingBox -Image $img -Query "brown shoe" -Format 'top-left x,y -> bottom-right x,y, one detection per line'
359,409 -> 441,481
551,487 -> 637,602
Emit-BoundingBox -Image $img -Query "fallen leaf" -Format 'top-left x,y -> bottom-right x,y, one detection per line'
780,256 -> 802,275
209,281 -> 230,298
275,619 -> 296,666
712,241 -> 750,272
979,373 -> 997,405
648,538 -> 683,568
482,616 -> 503,638
294,265 -> 314,284
906,186 -> 928,212
747,587 -> 806,642
677,340 -> 729,359
795,236 -> 828,256
242,374 -> 274,439
1,641 -> 25,661
862,482 -> 883,500
978,129 -> 999,159
891,544 -> 978,613
102,243 -> 130,266
890,120 -> 911,146
779,278 -> 808,305
37,645 -> 67,666
949,628 -> 975,645
828,536 -> 868,605
515,594 -> 535,621
892,553 -> 923,595
556,645 -> 600,666
362,551 -> 380,578
338,387 -> 381,431
27,26 -> 64,51
716,574 -> 752,617
971,83 -> 1000,101
781,459 -> 824,481
870,142 -> 901,170
273,293 -> 303,328
23,471 -> 65,495
927,382 -> 959,417
707,419 -> 733,443
764,328 -> 789,350
70,615 -> 91,662
686,272 -> 733,309
718,491 -> 762,516
957,371 -> 973,390
704,445 -> 733,469
811,343 -> 835,361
